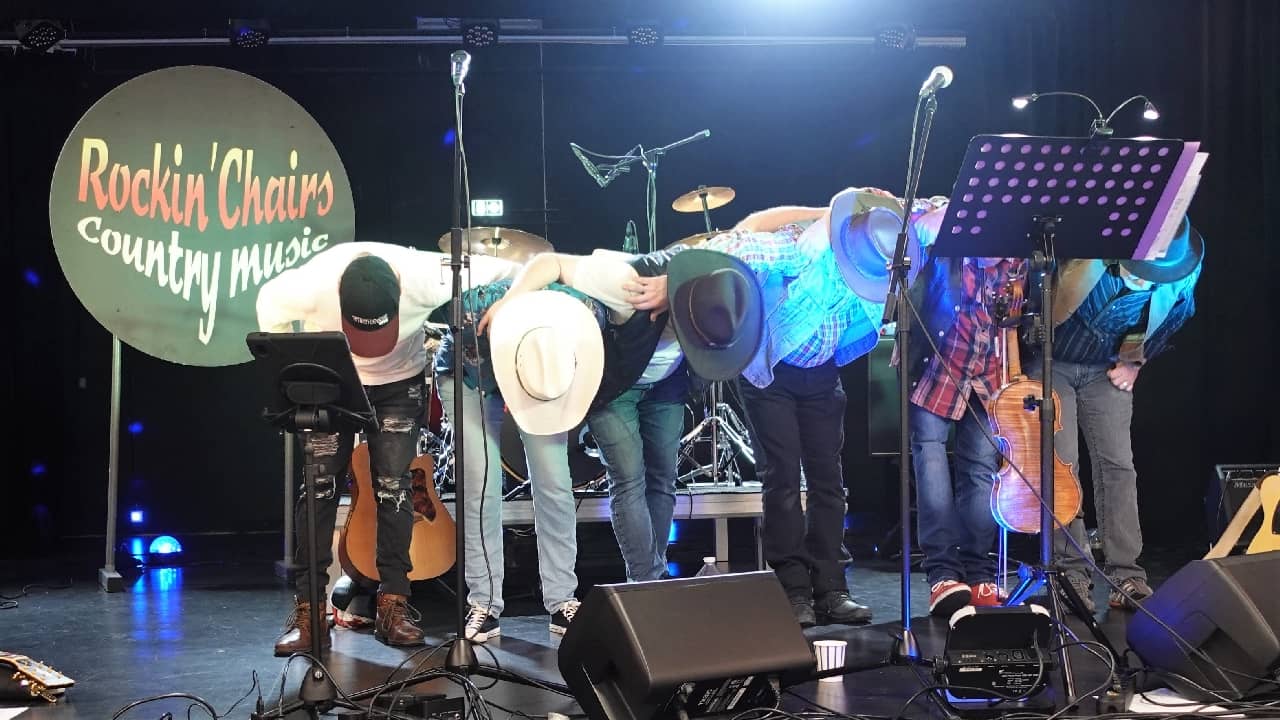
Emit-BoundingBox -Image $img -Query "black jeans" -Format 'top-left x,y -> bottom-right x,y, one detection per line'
293,376 -> 424,598
739,361 -> 849,599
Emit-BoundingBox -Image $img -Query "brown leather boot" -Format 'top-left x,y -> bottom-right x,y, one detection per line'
273,597 -> 332,657
375,592 -> 425,647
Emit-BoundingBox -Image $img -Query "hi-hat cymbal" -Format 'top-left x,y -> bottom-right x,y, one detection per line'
665,230 -> 723,250
671,186 -> 736,213
437,227 -> 552,263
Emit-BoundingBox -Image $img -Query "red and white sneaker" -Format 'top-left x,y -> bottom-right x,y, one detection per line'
970,582 -> 1003,607
929,580 -> 972,618
333,606 -> 374,629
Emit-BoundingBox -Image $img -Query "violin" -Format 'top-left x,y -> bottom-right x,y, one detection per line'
986,276 -> 1083,534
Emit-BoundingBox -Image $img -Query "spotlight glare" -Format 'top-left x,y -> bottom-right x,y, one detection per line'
1142,100 -> 1160,121
1012,95 -> 1032,110
149,535 -> 183,555
129,510 -> 144,524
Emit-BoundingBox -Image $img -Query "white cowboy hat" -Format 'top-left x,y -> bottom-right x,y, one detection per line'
489,291 -> 605,435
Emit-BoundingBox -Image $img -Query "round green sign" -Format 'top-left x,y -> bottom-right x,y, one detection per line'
49,65 -> 355,366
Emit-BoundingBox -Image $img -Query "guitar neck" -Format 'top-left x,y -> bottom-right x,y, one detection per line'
1004,326 -> 1023,379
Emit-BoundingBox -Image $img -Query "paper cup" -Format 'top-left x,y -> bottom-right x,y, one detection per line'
813,639 -> 847,682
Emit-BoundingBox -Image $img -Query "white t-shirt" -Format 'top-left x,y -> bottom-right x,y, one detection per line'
569,250 -> 683,385
256,242 -> 519,386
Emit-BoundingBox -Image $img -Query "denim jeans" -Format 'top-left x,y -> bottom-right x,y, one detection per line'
738,361 -> 849,599
586,375 -> 686,582
294,376 -> 422,598
909,401 -> 999,586
437,377 -> 580,615
1028,359 -> 1144,583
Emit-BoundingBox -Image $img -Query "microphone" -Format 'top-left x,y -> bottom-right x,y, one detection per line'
919,65 -> 954,97
451,50 -> 471,88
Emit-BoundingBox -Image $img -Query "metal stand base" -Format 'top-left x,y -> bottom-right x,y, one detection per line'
98,567 -> 123,593
678,381 -> 754,487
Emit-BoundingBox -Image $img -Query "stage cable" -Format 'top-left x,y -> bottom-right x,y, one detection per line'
0,578 -> 73,610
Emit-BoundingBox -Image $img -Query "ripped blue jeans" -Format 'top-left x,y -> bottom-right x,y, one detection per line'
293,376 -> 423,598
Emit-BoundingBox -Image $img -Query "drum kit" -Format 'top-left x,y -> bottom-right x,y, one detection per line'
421,181 -> 757,499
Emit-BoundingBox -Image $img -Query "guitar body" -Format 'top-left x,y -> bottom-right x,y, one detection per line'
338,442 -> 456,585
988,377 -> 1083,534
1245,474 -> 1280,555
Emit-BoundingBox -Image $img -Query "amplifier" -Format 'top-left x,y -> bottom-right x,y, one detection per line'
940,605 -> 1053,705
1209,464 -> 1279,550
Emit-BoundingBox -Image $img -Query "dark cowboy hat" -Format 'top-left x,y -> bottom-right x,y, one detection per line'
1119,216 -> 1204,284
666,249 -> 764,382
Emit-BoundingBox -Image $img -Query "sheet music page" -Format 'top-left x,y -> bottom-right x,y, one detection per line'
1148,149 -> 1210,260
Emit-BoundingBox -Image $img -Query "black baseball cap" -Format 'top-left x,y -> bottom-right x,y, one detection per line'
339,254 -> 400,358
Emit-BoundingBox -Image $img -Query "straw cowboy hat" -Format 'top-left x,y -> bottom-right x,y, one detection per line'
827,187 -> 927,301
489,290 -> 605,435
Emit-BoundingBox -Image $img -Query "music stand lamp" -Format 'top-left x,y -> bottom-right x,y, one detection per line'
246,331 -> 377,718
932,132 -> 1202,706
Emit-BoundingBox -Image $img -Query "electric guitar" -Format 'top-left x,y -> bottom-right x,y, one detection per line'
337,442 -> 456,585
1205,473 -> 1280,558
0,651 -> 74,703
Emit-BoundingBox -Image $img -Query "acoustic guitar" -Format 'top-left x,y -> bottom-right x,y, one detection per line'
0,651 -> 74,703
987,280 -> 1084,534
337,442 -> 456,585
1204,473 -> 1280,559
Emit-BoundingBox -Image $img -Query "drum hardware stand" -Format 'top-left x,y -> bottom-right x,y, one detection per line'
677,381 -> 755,487
569,129 -> 710,253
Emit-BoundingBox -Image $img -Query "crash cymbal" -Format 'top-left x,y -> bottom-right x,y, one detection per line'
671,186 -> 736,213
665,230 -> 723,250
437,226 -> 552,263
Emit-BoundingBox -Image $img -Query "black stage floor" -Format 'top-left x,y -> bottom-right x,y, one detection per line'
0,536 -> 1209,719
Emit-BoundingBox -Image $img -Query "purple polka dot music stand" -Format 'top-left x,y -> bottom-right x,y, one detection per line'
926,134 -> 1206,660
932,134 -> 1203,260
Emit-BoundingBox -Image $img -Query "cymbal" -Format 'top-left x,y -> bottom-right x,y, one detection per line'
437,226 -> 552,263
671,186 -> 736,213
665,230 -> 722,250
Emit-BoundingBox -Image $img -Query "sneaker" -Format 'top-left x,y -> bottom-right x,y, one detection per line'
550,599 -> 580,635
813,591 -> 873,625
1109,577 -> 1152,610
464,604 -> 501,642
1062,574 -> 1096,613
970,582 -> 1003,607
929,580 -> 971,618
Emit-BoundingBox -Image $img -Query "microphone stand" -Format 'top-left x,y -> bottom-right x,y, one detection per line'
444,70 -> 478,676
880,90 -> 940,665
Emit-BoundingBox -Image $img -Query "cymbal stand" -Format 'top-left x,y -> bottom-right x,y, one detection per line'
696,186 -> 713,233
677,381 -> 755,487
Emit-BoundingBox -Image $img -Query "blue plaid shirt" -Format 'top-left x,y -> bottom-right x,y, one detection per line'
701,225 -> 880,388
1053,264 -> 1198,365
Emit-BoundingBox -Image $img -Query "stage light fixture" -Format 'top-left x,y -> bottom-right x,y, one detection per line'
461,20 -> 498,49
627,23 -> 662,47
149,535 -> 183,555
229,18 -> 270,49
129,509 -> 144,524
1142,99 -> 1160,120
875,23 -> 917,51
1013,91 -> 1160,136
15,20 -> 65,53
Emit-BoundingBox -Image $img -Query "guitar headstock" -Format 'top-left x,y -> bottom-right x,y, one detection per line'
0,651 -> 74,703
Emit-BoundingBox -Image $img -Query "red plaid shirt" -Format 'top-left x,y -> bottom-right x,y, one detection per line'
910,258 -> 1026,420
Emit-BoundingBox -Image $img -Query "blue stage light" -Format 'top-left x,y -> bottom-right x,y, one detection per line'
443,128 -> 456,146
23,269 -> 40,287
127,421 -> 144,435
149,536 -> 183,555
129,537 -> 145,557
668,520 -> 680,544
30,462 -> 46,476
129,509 -> 144,524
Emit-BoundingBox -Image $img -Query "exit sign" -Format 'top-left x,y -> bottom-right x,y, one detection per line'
470,198 -> 504,217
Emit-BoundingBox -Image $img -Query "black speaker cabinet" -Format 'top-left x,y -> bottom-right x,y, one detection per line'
558,572 -> 816,720
1125,551 -> 1280,701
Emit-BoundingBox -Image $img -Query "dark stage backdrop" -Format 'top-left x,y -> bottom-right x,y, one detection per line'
1,0 -> 1276,558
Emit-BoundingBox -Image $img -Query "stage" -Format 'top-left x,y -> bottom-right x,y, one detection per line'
1,539 -> 1200,720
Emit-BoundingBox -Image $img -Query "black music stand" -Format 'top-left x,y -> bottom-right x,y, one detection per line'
932,133 -> 1201,706
247,331 -> 376,719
